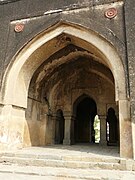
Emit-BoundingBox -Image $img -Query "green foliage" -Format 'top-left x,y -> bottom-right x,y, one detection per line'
94,115 -> 100,143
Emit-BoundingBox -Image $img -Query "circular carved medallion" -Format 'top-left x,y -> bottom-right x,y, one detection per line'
104,8 -> 117,19
14,23 -> 24,33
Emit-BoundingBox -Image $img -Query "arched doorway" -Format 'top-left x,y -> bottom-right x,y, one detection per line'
0,22 -> 132,158
74,96 -> 97,143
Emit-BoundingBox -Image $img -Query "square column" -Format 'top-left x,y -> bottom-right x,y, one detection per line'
119,100 -> 133,158
100,115 -> 107,145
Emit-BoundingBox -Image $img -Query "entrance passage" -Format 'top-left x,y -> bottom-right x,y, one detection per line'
74,96 -> 97,143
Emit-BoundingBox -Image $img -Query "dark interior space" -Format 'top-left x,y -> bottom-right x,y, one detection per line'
74,96 -> 97,143
55,109 -> 65,144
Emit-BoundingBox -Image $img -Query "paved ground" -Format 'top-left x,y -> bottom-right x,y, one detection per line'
1,144 -> 120,158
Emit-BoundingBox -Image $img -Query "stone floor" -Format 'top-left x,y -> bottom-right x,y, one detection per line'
3,143 -> 120,158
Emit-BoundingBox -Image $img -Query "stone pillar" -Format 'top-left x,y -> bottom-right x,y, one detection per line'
119,100 -> 133,158
100,115 -> 107,145
63,112 -> 74,145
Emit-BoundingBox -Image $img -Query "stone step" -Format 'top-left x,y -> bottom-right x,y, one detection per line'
0,156 -> 124,170
0,164 -> 135,180
0,152 -> 120,163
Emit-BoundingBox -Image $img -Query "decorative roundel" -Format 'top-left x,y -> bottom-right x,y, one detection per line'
14,23 -> 24,33
104,8 -> 117,19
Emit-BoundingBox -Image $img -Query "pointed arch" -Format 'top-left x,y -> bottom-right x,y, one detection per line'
0,21 -> 132,159
0,21 -> 126,108
73,94 -> 97,115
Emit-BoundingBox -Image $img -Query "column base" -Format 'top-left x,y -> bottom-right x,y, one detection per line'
100,140 -> 107,146
51,139 -> 55,145
63,139 -> 72,145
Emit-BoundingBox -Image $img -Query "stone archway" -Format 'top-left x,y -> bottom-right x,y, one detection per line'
0,22 -> 132,158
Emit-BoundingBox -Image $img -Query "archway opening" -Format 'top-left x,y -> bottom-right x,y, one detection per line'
74,96 -> 97,144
